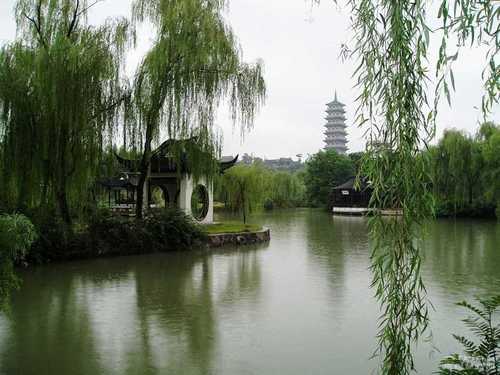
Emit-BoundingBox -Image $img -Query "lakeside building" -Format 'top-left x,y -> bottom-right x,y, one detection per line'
324,92 -> 348,154
331,177 -> 372,215
332,177 -> 402,216
99,139 -> 237,223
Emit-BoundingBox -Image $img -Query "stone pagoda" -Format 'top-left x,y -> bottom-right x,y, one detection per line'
324,92 -> 348,154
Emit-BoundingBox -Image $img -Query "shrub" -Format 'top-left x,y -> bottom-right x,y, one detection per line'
28,208 -> 72,263
434,200 -> 497,219
0,214 -> 37,309
263,198 -> 274,211
30,208 -> 207,262
438,296 -> 500,374
143,210 -> 207,250
88,209 -> 207,256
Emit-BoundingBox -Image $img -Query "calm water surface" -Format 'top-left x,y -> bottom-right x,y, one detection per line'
1,209 -> 499,374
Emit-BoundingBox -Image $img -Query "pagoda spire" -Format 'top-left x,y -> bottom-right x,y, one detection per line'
323,91 -> 348,154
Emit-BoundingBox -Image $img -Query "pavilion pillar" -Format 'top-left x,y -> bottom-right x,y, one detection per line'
178,175 -> 194,216
141,165 -> 150,213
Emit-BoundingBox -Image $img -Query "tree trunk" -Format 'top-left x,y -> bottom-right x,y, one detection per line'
468,177 -> 474,206
57,125 -> 72,227
135,167 -> 148,219
243,204 -> 246,224
135,122 -> 154,219
56,185 -> 72,227
241,187 -> 246,224
17,169 -> 29,212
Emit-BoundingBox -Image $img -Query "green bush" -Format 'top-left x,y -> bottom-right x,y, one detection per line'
28,208 -> 73,263
0,214 -> 37,309
434,200 -> 497,218
30,209 -> 206,262
263,198 -> 274,211
89,209 -> 207,256
144,210 -> 207,249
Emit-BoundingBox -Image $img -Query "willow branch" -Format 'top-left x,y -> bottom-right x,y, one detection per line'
67,0 -> 80,37
90,93 -> 130,121
36,0 -> 43,33
23,13 -> 47,50
77,0 -> 104,17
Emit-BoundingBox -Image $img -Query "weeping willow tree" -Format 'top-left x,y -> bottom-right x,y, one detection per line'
430,129 -> 484,214
0,0 -> 131,226
129,0 -> 265,218
309,0 -> 500,373
221,164 -> 265,224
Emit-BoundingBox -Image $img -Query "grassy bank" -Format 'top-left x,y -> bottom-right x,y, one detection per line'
203,222 -> 263,235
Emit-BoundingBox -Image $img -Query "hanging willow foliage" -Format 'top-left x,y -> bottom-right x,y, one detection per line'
437,0 -> 500,116
130,0 -> 266,218
349,1 -> 434,373
0,0 -> 132,226
309,0 -> 499,372
317,0 -> 499,373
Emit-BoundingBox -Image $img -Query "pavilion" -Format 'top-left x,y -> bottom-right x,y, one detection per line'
99,139 -> 238,224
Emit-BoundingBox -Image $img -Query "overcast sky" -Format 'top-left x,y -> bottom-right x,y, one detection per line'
0,0 -> 498,159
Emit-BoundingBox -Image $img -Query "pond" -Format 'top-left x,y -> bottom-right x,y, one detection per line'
1,209 -> 499,374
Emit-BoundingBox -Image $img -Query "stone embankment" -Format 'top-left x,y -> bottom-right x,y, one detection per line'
206,228 -> 270,248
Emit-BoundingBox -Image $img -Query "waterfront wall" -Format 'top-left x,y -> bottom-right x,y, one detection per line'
207,228 -> 271,248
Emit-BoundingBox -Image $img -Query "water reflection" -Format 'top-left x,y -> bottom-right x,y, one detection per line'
0,211 -> 498,375
306,213 -> 369,279
0,247 -> 265,375
422,219 -> 500,300
1,266 -> 105,374
217,249 -> 262,306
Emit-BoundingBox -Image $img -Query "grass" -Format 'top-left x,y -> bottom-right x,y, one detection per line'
213,201 -> 226,209
202,222 -> 263,235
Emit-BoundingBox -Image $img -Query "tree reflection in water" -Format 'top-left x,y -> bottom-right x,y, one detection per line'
422,218 -> 500,300
305,211 -> 370,300
0,264 -> 105,375
0,246 -> 265,375
1,212 -> 498,375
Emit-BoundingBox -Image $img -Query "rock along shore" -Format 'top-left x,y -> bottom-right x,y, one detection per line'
206,228 -> 271,248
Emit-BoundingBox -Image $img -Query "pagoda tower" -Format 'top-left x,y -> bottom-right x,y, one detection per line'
324,92 -> 348,154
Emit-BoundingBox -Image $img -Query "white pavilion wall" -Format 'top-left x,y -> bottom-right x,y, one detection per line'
178,175 -> 214,224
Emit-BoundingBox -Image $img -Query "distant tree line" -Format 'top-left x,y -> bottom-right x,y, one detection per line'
215,150 -> 359,220
302,150 -> 356,209
305,122 -> 500,218
223,121 -> 500,219
428,122 -> 500,218
215,163 -> 306,223
239,153 -> 304,173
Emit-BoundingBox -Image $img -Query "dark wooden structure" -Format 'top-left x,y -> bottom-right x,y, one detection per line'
332,177 -> 372,209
